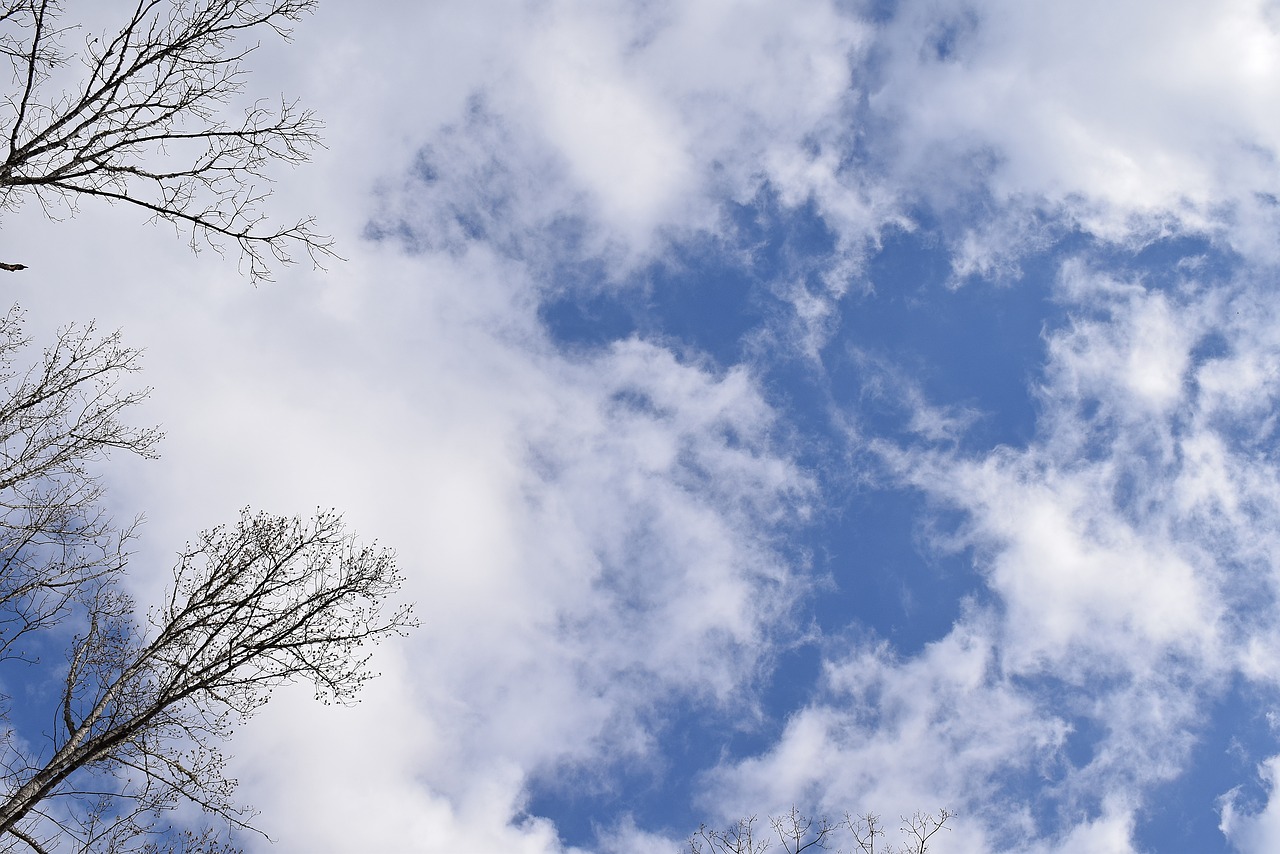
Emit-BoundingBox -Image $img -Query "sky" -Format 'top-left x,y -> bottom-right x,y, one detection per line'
9,0 -> 1280,852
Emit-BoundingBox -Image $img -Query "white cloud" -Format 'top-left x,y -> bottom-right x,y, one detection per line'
520,13 -> 695,239
1221,757 -> 1280,854
338,0 -> 875,281
700,618 -> 1066,853
851,0 -> 1280,269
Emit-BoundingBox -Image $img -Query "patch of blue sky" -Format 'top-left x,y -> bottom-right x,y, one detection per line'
523,672 -> 825,847
540,186 -> 833,365
1135,676 -> 1280,852
833,218 -> 1067,454
519,674 -> 805,847
2,588 -> 98,745
812,485 -> 981,650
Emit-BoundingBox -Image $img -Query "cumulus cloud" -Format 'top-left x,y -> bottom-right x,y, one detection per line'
348,0 -> 875,286
867,0 -> 1280,218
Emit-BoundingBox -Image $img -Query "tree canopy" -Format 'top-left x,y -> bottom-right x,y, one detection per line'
0,2 -> 416,852
0,311 -> 413,852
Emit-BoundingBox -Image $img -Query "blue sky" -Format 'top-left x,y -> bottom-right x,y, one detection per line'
11,0 -> 1280,852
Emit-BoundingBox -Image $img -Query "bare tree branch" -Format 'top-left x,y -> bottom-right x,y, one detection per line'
897,808 -> 952,854
770,806 -> 833,854
0,305 -> 157,666
0,310 -> 415,851
0,510 -> 413,848
687,815 -> 770,854
0,0 -> 332,282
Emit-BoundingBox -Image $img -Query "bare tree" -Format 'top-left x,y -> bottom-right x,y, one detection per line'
688,807 -> 953,854
846,812 -> 888,854
898,809 -> 952,854
0,311 -> 414,852
0,304 -> 158,669
771,807 -> 835,854
847,809 -> 953,854
0,0 -> 332,281
688,815 -> 770,854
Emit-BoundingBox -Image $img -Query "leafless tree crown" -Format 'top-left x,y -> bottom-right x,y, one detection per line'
688,807 -> 954,854
0,304 -> 159,669
0,0 -> 332,282
0,313 -> 414,852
